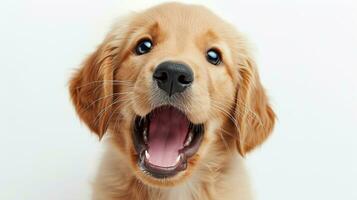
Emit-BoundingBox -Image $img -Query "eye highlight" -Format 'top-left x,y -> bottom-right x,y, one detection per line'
206,48 -> 222,65
135,39 -> 153,55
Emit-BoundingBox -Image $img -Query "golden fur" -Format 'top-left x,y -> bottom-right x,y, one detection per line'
69,2 -> 275,200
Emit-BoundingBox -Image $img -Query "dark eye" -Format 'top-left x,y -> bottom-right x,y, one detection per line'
135,39 -> 153,55
206,49 -> 222,65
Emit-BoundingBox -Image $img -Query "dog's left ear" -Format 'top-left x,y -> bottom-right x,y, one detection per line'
234,54 -> 276,156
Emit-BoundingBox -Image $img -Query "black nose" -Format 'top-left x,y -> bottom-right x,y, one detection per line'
153,61 -> 194,96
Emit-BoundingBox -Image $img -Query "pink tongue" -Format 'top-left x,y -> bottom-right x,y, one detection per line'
148,107 -> 189,167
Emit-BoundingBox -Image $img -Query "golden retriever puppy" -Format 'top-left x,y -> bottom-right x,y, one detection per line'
69,2 -> 275,200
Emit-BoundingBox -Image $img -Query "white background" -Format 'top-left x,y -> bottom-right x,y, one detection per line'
1,0 -> 356,199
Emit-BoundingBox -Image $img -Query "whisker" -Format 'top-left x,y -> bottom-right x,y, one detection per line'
209,100 -> 240,131
193,83 -> 262,127
97,93 -> 138,132
93,96 -> 133,126
218,130 -> 232,155
75,80 -> 134,90
235,99 -> 263,127
92,82 -> 134,94
107,92 -> 150,132
82,91 -> 133,111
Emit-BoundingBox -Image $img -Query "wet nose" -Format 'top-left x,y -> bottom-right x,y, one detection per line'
153,61 -> 193,96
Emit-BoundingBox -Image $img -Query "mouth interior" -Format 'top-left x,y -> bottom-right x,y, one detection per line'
147,107 -> 189,167
133,105 -> 204,178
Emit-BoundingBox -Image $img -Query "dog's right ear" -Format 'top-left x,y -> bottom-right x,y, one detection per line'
69,42 -> 114,138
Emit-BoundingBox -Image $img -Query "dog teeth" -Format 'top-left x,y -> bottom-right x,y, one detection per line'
174,154 -> 182,165
143,129 -> 148,143
184,132 -> 194,147
145,150 -> 150,159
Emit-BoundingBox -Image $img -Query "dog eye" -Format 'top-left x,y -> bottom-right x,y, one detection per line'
135,39 -> 153,55
206,49 -> 222,65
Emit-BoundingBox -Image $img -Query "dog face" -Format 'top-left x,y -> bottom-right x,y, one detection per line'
69,3 -> 275,187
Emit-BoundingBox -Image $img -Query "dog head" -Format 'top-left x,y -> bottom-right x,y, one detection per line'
69,3 -> 275,187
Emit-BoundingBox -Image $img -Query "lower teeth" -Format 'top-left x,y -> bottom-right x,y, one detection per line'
145,150 -> 150,159
174,154 -> 182,165
143,129 -> 148,143
184,132 -> 194,147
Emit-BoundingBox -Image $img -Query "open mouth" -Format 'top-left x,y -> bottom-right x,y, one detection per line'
133,106 -> 204,178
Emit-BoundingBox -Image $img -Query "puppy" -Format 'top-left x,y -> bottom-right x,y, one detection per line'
69,2 -> 275,200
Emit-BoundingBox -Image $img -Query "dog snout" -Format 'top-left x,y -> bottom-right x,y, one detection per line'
153,61 -> 193,96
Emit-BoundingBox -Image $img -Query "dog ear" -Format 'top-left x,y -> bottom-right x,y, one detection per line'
234,54 -> 276,156
69,41 -> 115,138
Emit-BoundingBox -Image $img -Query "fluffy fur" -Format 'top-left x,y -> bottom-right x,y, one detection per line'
69,3 -> 275,200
